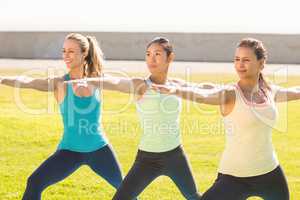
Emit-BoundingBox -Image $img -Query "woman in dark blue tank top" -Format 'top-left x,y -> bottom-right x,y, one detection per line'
0,33 -> 128,200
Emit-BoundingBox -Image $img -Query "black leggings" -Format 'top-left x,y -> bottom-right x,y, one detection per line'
201,166 -> 289,200
112,145 -> 201,200
22,145 -> 124,200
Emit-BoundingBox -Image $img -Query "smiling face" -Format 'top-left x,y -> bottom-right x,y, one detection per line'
145,43 -> 173,75
234,47 -> 264,80
62,39 -> 87,69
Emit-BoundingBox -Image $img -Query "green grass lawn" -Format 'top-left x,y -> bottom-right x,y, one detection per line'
0,69 -> 299,200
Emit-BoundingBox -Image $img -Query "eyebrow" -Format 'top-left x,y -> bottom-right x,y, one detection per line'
62,48 -> 75,51
146,50 -> 163,53
235,56 -> 250,59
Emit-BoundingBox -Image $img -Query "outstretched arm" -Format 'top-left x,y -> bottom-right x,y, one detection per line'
151,83 -> 235,105
65,75 -> 146,95
169,78 -> 217,89
273,85 -> 300,102
0,75 -> 63,92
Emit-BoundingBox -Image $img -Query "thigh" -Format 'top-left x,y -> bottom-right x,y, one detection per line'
29,150 -> 83,188
87,145 -> 123,189
165,150 -> 200,199
255,166 -> 290,200
112,154 -> 161,200
201,174 -> 249,200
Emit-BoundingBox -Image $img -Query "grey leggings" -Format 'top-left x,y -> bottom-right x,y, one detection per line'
112,145 -> 201,200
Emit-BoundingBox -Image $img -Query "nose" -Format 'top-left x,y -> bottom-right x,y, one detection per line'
237,60 -> 245,68
147,54 -> 155,63
151,55 -> 156,63
63,52 -> 70,59
235,62 -> 244,71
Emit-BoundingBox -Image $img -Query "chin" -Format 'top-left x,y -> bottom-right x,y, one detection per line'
68,64 -> 77,69
237,72 -> 247,77
147,68 -> 156,74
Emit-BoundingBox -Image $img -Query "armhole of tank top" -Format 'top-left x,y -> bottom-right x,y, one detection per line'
92,74 -> 103,102
57,75 -> 70,105
268,85 -> 277,102
94,88 -> 102,102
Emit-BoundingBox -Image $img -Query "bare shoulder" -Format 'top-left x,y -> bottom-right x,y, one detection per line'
132,77 -> 146,86
224,84 -> 236,93
52,75 -> 66,89
220,84 -> 236,115
218,84 -> 236,103
53,76 -> 65,82
132,77 -> 147,95
223,84 -> 235,92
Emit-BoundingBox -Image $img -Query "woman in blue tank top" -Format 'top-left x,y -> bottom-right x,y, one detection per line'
0,33 -> 127,200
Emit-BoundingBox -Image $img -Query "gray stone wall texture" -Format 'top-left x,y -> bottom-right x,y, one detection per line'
1,32 -> 300,64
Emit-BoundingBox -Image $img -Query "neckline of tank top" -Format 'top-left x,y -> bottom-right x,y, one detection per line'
235,83 -> 272,107
67,83 -> 98,99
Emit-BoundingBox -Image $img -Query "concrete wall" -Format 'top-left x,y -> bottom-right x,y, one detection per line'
1,32 -> 300,64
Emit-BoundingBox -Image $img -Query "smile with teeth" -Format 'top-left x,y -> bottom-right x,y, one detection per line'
65,60 -> 72,64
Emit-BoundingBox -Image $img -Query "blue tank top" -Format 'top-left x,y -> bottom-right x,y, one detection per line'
57,74 -> 108,152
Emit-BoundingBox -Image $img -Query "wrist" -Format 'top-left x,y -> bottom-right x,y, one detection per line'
173,87 -> 179,96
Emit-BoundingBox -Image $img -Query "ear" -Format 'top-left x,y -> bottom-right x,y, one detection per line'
83,52 -> 88,59
259,59 -> 265,70
167,52 -> 175,63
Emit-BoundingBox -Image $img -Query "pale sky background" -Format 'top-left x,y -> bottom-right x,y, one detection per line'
0,0 -> 299,33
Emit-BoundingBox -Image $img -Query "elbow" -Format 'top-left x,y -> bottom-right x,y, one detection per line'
202,83 -> 215,89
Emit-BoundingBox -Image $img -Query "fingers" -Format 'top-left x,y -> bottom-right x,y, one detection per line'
151,87 -> 160,93
151,84 -> 172,94
150,84 -> 163,91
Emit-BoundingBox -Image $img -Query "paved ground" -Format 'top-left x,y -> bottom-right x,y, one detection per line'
0,59 -> 299,77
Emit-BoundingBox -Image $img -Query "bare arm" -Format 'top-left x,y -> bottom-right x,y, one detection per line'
0,75 -> 63,92
151,83 -> 235,105
273,85 -> 300,102
169,78 -> 217,89
65,76 -> 146,95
